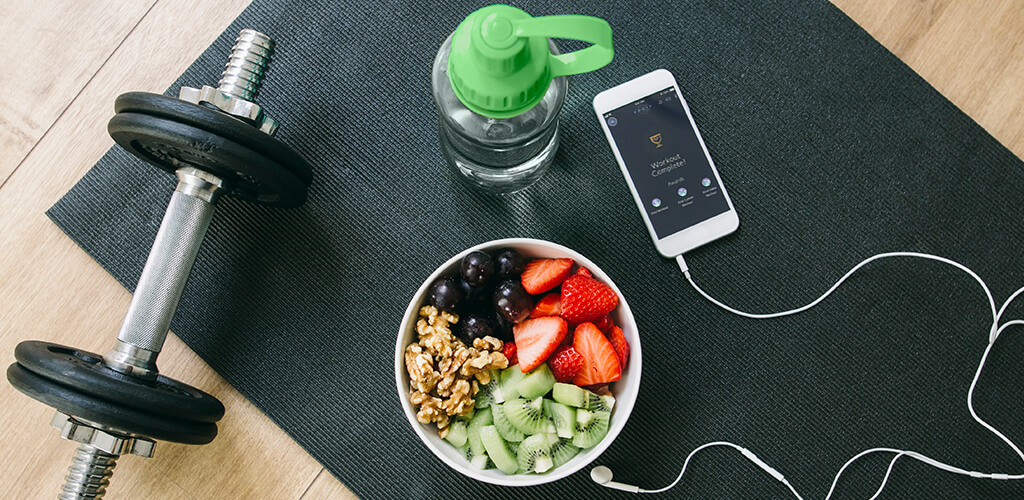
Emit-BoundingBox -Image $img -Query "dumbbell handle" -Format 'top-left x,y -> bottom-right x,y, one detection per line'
104,168 -> 224,379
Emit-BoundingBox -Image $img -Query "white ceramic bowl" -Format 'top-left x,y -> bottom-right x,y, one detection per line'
395,238 -> 642,486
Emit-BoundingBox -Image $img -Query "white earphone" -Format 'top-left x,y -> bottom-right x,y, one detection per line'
590,252 -> 1024,498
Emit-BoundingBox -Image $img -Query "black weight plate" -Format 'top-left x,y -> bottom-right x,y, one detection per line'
108,112 -> 307,208
7,363 -> 217,444
14,341 -> 224,423
113,92 -> 312,185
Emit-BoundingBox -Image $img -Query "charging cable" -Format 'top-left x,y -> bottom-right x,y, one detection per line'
591,252 -> 1024,497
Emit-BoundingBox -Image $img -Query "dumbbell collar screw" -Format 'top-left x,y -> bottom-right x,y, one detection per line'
179,28 -> 277,135
51,412 -> 155,458
178,85 -> 278,135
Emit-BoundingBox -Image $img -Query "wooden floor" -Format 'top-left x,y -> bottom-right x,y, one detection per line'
0,1 -> 1020,498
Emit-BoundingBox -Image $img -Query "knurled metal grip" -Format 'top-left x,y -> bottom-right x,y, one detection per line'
105,168 -> 224,377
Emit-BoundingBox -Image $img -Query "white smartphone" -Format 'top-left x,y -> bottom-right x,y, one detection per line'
594,69 -> 740,257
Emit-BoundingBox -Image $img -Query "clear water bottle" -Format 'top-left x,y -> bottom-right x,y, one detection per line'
432,4 -> 613,193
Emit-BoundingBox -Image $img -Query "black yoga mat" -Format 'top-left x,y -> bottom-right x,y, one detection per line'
47,0 -> 1024,497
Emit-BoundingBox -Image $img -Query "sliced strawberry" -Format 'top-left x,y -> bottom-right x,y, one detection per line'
575,267 -> 593,278
560,274 -> 619,323
512,316 -> 568,372
594,314 -> 615,334
521,258 -> 574,295
548,346 -> 584,383
572,323 -> 621,386
503,341 -> 518,366
560,331 -> 575,347
530,294 -> 562,317
608,326 -> 630,369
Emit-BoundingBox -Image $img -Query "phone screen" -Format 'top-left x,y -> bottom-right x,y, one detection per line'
603,87 -> 731,239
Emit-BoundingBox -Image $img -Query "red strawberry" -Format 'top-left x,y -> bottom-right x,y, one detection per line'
521,258 -> 574,295
548,346 -> 584,383
560,274 -> 619,323
608,326 -> 630,369
512,316 -> 568,372
503,341 -> 518,366
576,267 -> 593,278
530,294 -> 562,317
571,323 -> 622,386
560,331 -> 575,347
594,314 -> 615,334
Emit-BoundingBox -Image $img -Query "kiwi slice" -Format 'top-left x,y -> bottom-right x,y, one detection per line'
460,444 -> 490,470
552,383 -> 588,408
474,369 -> 504,408
466,407 -> 493,457
479,425 -> 519,474
552,383 -> 615,411
516,433 -> 554,473
572,409 -> 610,449
543,399 -> 576,439
588,394 -> 616,412
492,401 -> 526,442
500,364 -> 527,400
444,419 -> 469,448
503,397 -> 555,435
516,364 -> 556,399
549,436 -> 580,468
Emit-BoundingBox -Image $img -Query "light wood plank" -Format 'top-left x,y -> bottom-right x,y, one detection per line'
833,0 -> 1024,158
0,0 -> 154,185
300,470 -> 359,500
0,0 -> 338,498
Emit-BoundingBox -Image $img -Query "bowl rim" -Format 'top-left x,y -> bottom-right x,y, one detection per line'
394,238 -> 642,487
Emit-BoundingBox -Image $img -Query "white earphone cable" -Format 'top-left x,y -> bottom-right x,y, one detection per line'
624,253 -> 1024,496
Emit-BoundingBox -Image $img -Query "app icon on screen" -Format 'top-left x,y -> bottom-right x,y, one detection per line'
607,117 -> 618,127
678,188 -> 687,197
702,178 -> 711,187
651,198 -> 661,207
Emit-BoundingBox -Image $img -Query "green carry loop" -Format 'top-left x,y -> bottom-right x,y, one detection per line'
448,4 -> 613,118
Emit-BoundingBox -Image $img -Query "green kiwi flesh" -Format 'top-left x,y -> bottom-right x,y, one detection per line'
444,419 -> 468,448
516,433 -> 554,473
543,399 -> 576,439
479,425 -> 519,474
572,409 -> 610,449
516,364 -> 556,399
504,397 -> 555,435
500,364 -> 527,400
492,401 -> 526,442
474,369 -> 504,408
549,436 -> 580,468
552,383 -> 615,411
460,443 -> 491,470
466,407 -> 493,457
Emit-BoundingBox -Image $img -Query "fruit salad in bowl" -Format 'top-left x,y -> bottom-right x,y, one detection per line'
395,238 -> 641,486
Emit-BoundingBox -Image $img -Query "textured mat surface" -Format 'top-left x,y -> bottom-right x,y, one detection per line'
48,0 -> 1024,497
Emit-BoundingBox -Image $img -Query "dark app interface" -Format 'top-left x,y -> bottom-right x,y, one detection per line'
605,87 -> 730,239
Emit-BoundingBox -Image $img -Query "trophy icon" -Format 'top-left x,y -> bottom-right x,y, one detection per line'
650,133 -> 663,148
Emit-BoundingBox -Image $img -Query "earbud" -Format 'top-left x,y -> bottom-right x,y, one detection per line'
591,466 -> 641,493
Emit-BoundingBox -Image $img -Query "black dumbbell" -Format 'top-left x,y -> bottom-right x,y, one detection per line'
7,29 -> 311,498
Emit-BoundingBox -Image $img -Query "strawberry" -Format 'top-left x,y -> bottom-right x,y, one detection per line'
576,267 -> 593,278
594,314 -> 615,334
530,294 -> 562,317
608,326 -> 630,369
521,258 -> 574,295
548,346 -> 584,383
502,341 -> 518,366
560,331 -> 575,347
560,274 -> 619,323
571,323 -> 621,386
512,316 -> 568,372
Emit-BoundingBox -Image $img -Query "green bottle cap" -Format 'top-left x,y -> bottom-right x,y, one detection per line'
448,4 -> 614,118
